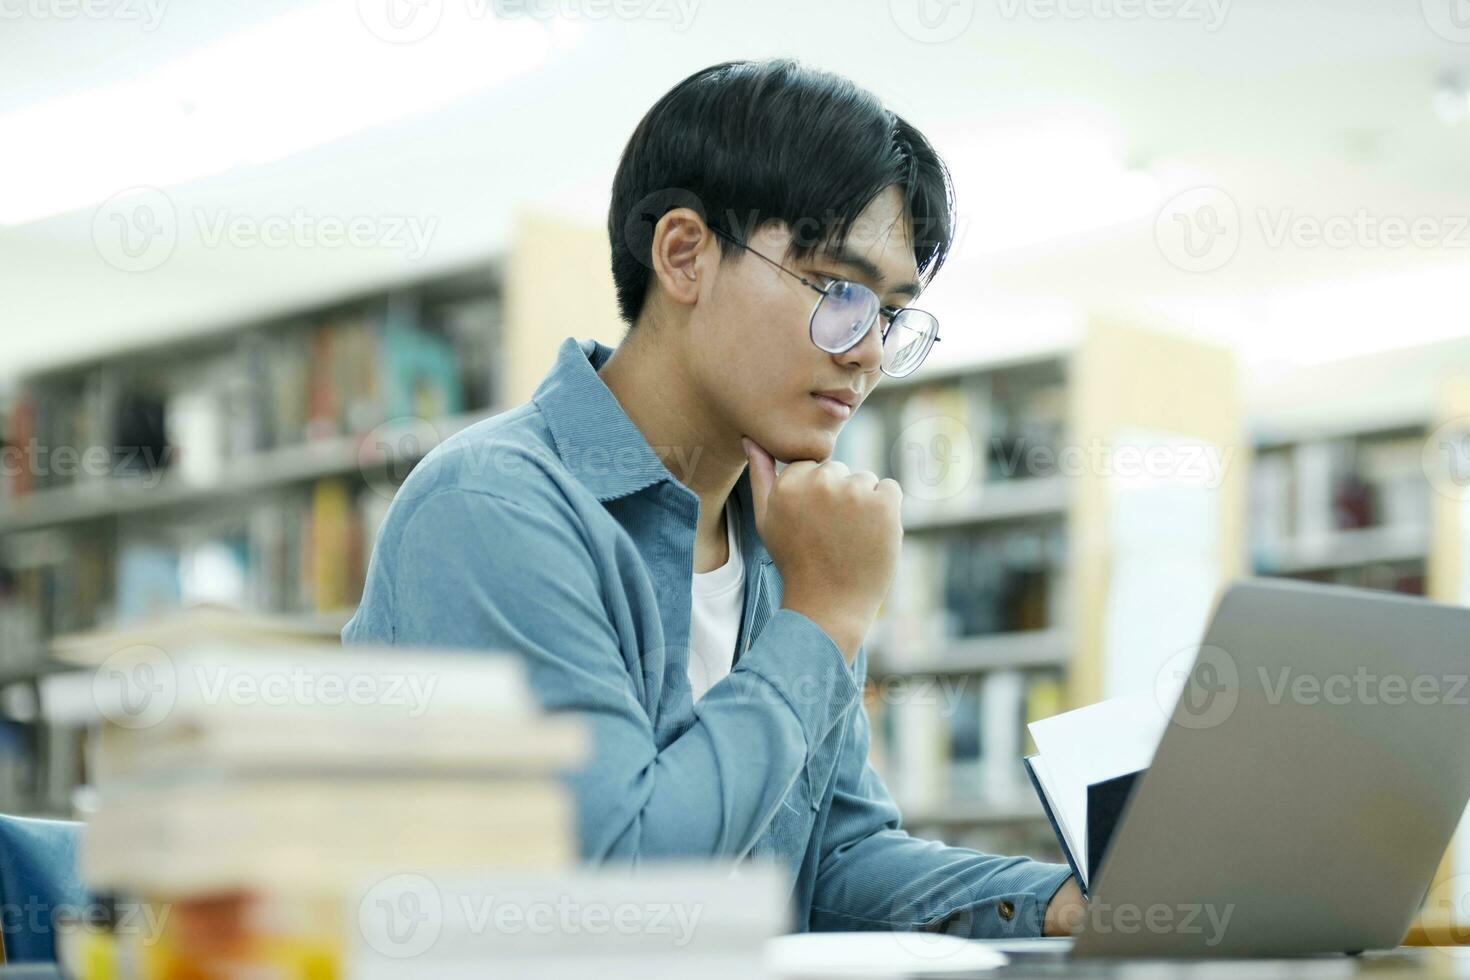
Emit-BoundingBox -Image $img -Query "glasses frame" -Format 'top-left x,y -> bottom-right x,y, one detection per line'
706,225 -> 940,378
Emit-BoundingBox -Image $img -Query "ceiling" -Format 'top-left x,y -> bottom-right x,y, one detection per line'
2,0 -> 1469,381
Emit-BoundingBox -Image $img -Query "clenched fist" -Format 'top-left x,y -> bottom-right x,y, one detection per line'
742,435 -> 903,663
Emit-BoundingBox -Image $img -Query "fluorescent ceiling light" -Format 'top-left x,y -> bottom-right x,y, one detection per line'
938,118 -> 1164,256
0,1 -> 559,225
1259,264 -> 1470,365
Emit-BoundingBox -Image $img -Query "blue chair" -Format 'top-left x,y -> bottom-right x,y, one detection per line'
0,816 -> 86,964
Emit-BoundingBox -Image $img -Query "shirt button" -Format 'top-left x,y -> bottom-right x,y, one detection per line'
998,900 -> 1016,921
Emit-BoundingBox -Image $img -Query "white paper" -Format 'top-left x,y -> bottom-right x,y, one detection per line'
1026,692 -> 1168,877
766,932 -> 1008,978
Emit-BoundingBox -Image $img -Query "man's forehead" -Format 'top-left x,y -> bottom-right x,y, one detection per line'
815,216 -> 920,296
832,205 -> 913,255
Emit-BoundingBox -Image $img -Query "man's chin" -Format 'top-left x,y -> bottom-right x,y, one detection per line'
765,430 -> 839,465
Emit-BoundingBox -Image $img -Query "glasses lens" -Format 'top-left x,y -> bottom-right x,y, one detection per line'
810,280 -> 881,353
881,309 -> 938,377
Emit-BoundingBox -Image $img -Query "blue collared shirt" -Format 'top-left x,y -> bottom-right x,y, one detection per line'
343,335 -> 1073,936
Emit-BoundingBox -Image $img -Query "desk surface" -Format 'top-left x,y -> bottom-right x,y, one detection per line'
964,946 -> 1469,979
1,945 -> 1465,979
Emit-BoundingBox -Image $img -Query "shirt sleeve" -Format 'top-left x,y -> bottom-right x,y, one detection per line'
348,485 -> 863,863
809,650 -> 1075,938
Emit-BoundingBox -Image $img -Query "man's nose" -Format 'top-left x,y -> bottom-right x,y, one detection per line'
836,318 -> 884,373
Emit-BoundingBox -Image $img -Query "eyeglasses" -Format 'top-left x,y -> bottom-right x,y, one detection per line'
708,225 -> 941,379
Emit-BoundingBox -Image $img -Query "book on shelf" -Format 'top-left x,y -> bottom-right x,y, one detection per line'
985,365 -> 1067,484
874,524 -> 1067,668
895,380 -> 985,520
832,363 -> 1067,522
0,473 -> 396,692
0,295 -> 487,506
980,669 -> 1028,804
866,666 -> 1066,820
1251,430 -> 1430,594
1253,432 -> 1431,551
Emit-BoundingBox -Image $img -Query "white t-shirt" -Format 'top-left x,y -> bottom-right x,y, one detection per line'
688,500 -> 744,703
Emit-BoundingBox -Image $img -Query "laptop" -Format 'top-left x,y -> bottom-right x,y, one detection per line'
1027,578 -> 1470,958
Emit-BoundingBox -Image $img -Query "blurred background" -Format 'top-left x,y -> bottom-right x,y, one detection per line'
3,0 -> 1470,896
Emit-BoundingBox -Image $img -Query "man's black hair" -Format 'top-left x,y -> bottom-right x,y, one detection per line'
607,58 -> 956,327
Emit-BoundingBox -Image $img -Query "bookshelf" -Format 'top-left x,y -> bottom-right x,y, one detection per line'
0,267 -> 506,815
1247,339 -> 1470,931
1248,424 -> 1429,594
0,212 -> 625,819
840,318 -> 1244,860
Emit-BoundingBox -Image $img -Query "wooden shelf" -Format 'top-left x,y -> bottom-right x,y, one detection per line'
0,411 -> 490,535
869,629 -> 1071,677
0,658 -> 72,688
1254,524 -> 1430,576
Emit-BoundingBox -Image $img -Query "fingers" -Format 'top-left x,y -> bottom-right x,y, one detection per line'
742,436 -> 777,527
743,438 -> 898,531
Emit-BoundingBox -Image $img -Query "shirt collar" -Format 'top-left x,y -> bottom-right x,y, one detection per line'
531,336 -> 771,566
532,336 -> 680,503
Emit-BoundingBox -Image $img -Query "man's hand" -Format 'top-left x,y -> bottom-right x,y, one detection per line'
1042,877 -> 1086,936
742,436 -> 902,663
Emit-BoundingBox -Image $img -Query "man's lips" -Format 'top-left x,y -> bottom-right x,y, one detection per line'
811,388 -> 860,408
812,392 -> 856,419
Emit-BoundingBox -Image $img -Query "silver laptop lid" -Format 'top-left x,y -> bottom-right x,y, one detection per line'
1075,578 -> 1470,958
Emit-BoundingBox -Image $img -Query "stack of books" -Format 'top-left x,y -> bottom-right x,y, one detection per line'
56,609 -> 791,978
59,610 -> 587,975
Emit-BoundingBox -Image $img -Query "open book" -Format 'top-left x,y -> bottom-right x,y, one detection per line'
1021,692 -> 1168,898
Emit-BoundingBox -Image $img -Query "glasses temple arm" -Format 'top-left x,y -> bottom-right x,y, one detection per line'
709,225 -> 826,295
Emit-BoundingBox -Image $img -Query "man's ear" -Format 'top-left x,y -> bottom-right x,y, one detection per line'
650,207 -> 711,308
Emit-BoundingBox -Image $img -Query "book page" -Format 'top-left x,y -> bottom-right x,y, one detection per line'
1027,692 -> 1168,874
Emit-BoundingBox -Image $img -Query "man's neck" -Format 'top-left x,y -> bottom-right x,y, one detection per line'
596,326 -> 745,573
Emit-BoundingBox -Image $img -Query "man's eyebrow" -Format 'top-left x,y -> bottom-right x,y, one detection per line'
814,246 -> 921,302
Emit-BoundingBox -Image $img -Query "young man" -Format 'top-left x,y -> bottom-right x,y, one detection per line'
344,58 -> 1084,938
